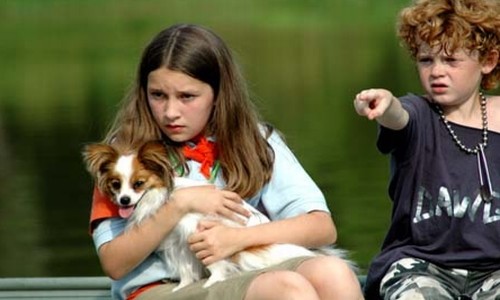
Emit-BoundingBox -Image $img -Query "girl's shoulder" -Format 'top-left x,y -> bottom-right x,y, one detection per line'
258,123 -> 284,145
264,127 -> 289,153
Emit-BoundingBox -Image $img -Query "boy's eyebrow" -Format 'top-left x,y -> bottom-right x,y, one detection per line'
416,52 -> 432,57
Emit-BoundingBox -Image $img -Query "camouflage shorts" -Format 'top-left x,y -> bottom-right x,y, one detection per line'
380,258 -> 500,300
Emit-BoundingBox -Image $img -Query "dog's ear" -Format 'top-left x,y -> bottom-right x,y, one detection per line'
82,143 -> 118,178
138,141 -> 175,190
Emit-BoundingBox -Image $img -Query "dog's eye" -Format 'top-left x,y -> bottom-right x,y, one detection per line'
133,181 -> 144,189
111,180 -> 121,190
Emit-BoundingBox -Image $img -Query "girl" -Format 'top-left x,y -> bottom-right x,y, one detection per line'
89,24 -> 363,300
354,0 -> 500,299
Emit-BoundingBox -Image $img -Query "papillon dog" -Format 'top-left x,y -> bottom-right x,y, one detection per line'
83,140 -> 352,291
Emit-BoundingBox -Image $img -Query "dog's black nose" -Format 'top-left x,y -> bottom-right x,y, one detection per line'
120,196 -> 131,206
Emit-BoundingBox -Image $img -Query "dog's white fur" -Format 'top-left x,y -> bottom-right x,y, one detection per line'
129,177 -> 333,290
84,142 -> 352,292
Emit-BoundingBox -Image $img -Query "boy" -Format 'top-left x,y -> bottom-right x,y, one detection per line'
354,0 -> 500,299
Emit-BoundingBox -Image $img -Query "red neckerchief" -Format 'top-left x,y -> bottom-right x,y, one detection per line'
182,136 -> 217,179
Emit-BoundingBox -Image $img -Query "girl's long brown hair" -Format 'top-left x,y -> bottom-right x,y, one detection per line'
104,24 -> 273,198
397,0 -> 500,90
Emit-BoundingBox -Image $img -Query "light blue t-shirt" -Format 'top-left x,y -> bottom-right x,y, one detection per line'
93,130 -> 330,299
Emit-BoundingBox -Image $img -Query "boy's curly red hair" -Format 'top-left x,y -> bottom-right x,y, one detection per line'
397,0 -> 500,90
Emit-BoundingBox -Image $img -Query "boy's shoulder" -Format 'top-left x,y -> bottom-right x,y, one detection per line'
399,93 -> 424,101
488,94 -> 500,132
399,93 -> 430,110
488,94 -> 500,103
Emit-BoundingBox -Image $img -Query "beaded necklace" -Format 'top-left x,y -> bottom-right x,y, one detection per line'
434,92 -> 492,202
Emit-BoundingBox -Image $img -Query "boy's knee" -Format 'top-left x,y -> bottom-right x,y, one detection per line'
396,286 -> 453,300
383,277 -> 453,300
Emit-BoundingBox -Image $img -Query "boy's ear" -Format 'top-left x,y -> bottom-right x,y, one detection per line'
481,49 -> 499,74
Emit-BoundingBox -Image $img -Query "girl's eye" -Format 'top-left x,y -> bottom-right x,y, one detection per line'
179,93 -> 195,101
133,181 -> 144,189
149,90 -> 166,100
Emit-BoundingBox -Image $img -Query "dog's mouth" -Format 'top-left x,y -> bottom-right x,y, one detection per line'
118,205 -> 136,219
117,189 -> 150,219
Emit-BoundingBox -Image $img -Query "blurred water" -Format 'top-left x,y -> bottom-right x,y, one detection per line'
0,0 -> 419,277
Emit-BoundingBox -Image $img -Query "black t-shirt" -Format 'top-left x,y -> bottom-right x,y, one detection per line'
364,94 -> 500,299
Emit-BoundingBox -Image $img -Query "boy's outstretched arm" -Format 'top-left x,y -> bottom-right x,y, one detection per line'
354,88 -> 409,130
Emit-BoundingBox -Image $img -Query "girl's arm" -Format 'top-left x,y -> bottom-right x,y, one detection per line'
189,129 -> 337,265
354,88 -> 409,130
189,210 -> 335,265
248,210 -> 336,247
97,185 -> 249,279
97,200 -> 185,279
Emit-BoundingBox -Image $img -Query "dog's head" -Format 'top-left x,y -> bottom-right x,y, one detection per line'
82,140 -> 175,218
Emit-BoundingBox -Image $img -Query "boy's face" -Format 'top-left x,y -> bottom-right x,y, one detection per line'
416,44 -> 494,107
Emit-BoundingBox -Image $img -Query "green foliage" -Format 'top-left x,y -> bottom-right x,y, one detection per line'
0,0 -> 418,275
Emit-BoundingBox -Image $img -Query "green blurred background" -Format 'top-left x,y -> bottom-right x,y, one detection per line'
0,0 -> 423,277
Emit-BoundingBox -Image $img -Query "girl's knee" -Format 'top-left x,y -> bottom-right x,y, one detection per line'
245,270 -> 319,300
258,271 -> 317,294
299,256 -> 358,284
297,256 -> 364,300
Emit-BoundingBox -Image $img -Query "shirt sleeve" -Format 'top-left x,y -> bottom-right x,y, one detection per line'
89,187 -> 120,233
377,94 -> 426,158
256,130 -> 330,220
92,218 -> 127,251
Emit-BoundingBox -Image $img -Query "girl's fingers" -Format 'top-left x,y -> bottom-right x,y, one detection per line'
196,250 -> 211,261
197,220 -> 218,230
220,190 -> 243,203
219,191 -> 250,220
188,232 -> 203,244
225,198 -> 251,216
217,206 -> 247,225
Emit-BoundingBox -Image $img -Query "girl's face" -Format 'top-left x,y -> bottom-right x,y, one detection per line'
416,45 -> 495,107
147,68 -> 215,142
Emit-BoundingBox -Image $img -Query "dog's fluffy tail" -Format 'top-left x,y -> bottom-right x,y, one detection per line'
233,243 -> 358,274
313,245 -> 359,273
232,244 -> 315,271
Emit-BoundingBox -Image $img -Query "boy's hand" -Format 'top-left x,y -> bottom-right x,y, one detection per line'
354,88 -> 394,120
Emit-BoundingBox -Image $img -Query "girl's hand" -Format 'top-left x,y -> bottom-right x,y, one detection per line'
354,88 -> 394,120
170,185 -> 251,224
188,220 -> 245,265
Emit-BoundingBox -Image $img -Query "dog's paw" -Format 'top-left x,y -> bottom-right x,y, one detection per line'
172,281 -> 190,292
203,276 -> 224,288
